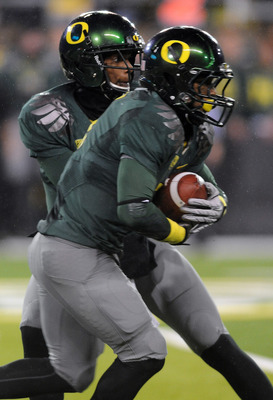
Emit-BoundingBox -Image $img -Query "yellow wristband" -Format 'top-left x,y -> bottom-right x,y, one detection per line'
218,195 -> 227,216
162,218 -> 187,245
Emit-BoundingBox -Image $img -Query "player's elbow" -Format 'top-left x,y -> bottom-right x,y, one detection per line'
117,201 -> 150,230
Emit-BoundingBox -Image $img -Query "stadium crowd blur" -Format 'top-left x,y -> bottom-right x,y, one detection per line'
0,0 -> 272,237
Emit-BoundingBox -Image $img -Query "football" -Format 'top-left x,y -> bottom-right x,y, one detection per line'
153,171 -> 208,222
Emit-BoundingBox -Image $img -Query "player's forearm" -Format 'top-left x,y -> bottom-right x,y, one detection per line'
117,157 -> 187,244
118,200 -> 187,244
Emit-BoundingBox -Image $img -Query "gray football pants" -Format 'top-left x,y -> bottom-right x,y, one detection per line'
27,233 -> 167,392
22,235 -> 227,386
135,239 -> 228,355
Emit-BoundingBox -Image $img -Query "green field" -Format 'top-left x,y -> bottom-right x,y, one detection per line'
1,252 -> 273,399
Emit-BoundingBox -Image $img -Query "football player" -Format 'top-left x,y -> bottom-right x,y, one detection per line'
18,10 -> 148,400
1,19 -> 271,400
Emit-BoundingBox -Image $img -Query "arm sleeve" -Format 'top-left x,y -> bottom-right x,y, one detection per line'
117,157 -> 187,244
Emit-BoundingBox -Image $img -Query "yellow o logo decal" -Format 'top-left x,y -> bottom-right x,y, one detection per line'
133,35 -> 139,42
161,40 -> 190,64
66,22 -> 89,45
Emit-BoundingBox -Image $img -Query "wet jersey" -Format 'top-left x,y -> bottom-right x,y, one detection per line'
19,82 -> 111,210
38,88 -> 216,253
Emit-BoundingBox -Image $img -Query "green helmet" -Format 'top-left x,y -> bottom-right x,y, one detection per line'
59,10 -> 144,95
140,26 -> 235,127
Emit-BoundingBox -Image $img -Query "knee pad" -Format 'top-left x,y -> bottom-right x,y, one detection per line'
120,323 -> 167,364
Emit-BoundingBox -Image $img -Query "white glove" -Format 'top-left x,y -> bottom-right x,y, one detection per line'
189,222 -> 213,234
181,182 -> 227,225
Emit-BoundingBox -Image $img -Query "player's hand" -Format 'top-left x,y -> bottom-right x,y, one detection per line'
180,182 -> 227,224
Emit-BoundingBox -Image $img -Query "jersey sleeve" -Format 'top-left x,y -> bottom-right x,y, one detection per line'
118,116 -> 179,176
19,93 -> 77,159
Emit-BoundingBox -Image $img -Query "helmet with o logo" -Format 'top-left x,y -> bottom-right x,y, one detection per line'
140,26 -> 235,127
59,10 -> 144,95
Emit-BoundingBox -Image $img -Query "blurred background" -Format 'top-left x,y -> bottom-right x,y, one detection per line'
0,3 -> 273,397
0,0 -> 272,240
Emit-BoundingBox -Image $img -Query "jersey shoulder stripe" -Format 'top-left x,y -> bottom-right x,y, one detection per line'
19,82 -> 90,158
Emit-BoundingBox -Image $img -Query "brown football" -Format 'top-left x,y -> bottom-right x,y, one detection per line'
153,171 -> 208,222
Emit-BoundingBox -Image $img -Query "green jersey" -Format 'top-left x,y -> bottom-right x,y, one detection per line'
19,82 -> 96,210
38,88 -> 217,253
